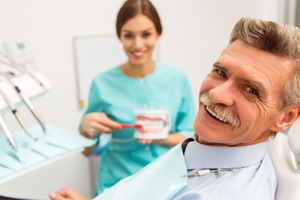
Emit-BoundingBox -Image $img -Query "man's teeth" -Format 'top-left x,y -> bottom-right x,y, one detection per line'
206,107 -> 228,123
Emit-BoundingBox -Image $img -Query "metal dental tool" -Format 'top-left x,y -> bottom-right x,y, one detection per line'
0,114 -> 17,151
0,114 -> 23,163
0,72 -> 47,134
0,86 -> 38,141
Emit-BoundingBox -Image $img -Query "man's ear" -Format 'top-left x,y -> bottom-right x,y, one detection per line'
270,105 -> 300,132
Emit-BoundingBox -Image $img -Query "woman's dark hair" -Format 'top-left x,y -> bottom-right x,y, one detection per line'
116,0 -> 162,38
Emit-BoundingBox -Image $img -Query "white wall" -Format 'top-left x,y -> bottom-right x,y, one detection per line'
0,0 -> 295,196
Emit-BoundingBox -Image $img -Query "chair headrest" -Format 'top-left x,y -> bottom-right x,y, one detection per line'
287,120 -> 300,162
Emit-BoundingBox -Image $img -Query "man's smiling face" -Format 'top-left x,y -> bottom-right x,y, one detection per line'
194,40 -> 295,146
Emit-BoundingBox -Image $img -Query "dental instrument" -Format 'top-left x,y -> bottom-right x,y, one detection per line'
0,114 -> 23,163
0,86 -> 38,141
0,72 -> 47,134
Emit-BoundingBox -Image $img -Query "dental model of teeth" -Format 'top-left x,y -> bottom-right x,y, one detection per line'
134,113 -> 170,139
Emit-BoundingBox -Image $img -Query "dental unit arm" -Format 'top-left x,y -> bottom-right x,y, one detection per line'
0,41 -> 50,135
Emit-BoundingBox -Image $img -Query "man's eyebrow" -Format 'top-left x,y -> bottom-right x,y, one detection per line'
213,62 -> 226,70
213,62 -> 226,69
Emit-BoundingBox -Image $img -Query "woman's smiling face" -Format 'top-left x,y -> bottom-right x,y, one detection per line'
120,14 -> 159,66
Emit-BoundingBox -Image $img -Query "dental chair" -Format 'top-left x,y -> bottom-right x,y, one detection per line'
267,123 -> 300,200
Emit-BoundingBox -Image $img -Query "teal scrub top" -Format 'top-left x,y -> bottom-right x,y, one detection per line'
84,61 -> 196,195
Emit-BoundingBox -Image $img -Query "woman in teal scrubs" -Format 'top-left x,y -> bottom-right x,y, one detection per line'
79,0 -> 195,195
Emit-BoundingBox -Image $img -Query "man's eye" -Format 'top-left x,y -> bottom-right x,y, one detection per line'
215,69 -> 226,78
246,86 -> 258,96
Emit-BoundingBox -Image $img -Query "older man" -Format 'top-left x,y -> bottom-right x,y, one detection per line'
50,18 -> 300,200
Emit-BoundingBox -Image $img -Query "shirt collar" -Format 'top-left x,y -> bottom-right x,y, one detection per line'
184,137 -> 267,169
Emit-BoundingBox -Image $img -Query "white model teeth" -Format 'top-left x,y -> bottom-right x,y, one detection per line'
206,107 -> 227,123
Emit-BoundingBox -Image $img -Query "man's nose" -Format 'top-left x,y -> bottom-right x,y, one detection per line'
208,81 -> 235,106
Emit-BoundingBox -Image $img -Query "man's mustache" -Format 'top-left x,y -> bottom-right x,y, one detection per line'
200,93 -> 240,129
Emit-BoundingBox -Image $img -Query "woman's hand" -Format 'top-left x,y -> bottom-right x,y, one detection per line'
49,188 -> 89,200
80,112 -> 121,139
